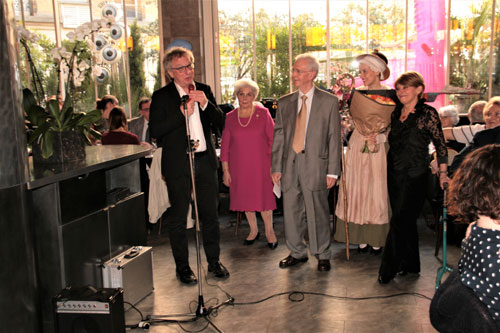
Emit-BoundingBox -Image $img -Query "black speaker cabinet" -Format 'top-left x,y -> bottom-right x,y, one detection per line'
54,287 -> 125,333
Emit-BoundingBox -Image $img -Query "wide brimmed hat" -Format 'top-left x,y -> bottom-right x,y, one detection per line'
355,53 -> 390,81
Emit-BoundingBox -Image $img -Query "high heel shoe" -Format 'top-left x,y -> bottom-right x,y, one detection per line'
267,241 -> 278,249
243,232 -> 260,245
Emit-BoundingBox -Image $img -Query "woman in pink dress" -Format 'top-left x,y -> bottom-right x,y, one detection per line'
220,79 -> 278,249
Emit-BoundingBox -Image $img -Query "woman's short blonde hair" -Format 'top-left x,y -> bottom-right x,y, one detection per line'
484,96 -> 500,114
394,71 -> 425,99
233,78 -> 260,99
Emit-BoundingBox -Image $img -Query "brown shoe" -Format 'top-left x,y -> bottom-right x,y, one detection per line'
279,255 -> 308,268
317,259 -> 331,271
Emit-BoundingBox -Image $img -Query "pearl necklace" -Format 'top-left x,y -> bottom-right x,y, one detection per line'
237,106 -> 255,127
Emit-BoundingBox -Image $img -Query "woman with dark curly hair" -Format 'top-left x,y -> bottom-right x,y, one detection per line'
447,144 -> 500,325
378,71 -> 448,284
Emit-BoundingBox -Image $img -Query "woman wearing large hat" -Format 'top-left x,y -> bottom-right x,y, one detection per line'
334,50 -> 392,255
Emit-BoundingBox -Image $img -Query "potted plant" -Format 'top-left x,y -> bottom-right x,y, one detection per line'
18,18 -> 121,164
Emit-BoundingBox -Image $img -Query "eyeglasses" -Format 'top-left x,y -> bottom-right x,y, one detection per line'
170,63 -> 194,73
292,68 -> 312,74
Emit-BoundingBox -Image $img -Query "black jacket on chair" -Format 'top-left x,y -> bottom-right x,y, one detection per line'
450,126 -> 500,175
430,270 -> 499,332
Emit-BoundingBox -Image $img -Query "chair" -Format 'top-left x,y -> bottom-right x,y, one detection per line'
430,270 -> 499,333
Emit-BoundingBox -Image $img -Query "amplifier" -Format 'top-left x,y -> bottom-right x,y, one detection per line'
102,246 -> 154,307
54,286 -> 125,333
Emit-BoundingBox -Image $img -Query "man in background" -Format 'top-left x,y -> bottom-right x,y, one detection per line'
129,97 -> 152,145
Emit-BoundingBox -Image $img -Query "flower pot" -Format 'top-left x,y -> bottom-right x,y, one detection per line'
32,130 -> 86,165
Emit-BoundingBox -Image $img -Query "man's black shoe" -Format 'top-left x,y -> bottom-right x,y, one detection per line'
208,262 -> 230,278
279,255 -> 308,268
176,267 -> 197,284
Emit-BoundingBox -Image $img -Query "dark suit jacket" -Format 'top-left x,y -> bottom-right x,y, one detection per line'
450,126 -> 500,175
128,115 -> 146,141
271,86 -> 341,191
149,81 -> 225,179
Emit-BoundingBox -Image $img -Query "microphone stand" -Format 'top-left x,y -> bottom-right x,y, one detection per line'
148,96 -> 233,333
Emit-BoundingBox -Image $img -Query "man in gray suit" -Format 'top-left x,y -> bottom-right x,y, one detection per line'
129,97 -> 152,144
271,53 -> 341,272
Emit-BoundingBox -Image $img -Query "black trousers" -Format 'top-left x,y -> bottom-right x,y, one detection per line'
164,153 -> 220,270
379,169 -> 428,278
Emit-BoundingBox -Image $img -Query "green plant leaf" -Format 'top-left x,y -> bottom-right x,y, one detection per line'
76,109 -> 101,127
61,106 -> 75,128
81,129 -> 92,145
87,127 -> 102,140
26,104 -> 49,127
61,107 -> 74,127
47,99 -> 62,129
41,131 -> 54,159
22,88 -> 38,113
28,121 -> 51,145
64,112 -> 84,129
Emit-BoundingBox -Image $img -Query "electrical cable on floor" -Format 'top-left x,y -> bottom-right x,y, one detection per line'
126,265 -> 433,332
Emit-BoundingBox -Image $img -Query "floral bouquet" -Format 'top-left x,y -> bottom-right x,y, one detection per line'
18,14 -> 123,159
330,62 -> 356,142
348,89 -> 398,153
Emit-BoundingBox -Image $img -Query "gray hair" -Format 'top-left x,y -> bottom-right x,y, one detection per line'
163,47 -> 194,71
295,53 -> 319,78
233,78 -> 259,99
468,100 -> 487,123
438,105 -> 460,126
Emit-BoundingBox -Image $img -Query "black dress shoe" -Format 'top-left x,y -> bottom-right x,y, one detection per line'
397,269 -> 420,276
370,247 -> 382,255
378,274 -> 393,284
243,232 -> 260,245
267,242 -> 278,249
176,267 -> 197,284
208,262 -> 230,278
357,245 -> 369,253
317,259 -> 331,271
279,255 -> 308,268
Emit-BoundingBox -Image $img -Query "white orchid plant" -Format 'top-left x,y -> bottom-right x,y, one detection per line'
18,17 -> 121,158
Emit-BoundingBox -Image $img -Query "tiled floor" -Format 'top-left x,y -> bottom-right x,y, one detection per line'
125,212 -> 462,332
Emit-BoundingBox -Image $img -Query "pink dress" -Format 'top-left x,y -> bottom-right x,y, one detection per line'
220,105 -> 277,212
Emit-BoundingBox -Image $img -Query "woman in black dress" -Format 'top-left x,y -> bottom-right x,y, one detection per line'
378,71 -> 448,284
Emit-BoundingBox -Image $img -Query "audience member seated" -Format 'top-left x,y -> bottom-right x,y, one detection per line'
129,97 -> 153,147
449,97 -> 500,174
438,105 -> 463,154
101,106 -> 141,145
95,95 -> 119,133
430,144 -> 500,332
442,100 -> 490,146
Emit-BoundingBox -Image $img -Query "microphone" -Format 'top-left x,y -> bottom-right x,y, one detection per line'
180,94 -> 189,103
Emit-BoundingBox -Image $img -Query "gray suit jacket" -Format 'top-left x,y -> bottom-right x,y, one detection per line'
272,86 -> 341,192
128,115 -> 147,142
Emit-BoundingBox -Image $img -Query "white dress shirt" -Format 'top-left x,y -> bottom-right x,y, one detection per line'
174,82 -> 207,152
141,119 -> 149,142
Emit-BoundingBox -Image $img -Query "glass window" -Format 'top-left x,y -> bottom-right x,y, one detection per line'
291,0 -> 327,88
92,0 -> 130,116
126,0 -> 159,117
406,0 -> 447,108
450,0 -> 492,113
14,0 -> 58,98
254,0 -> 290,99
368,0 -> 408,88
218,0 -> 254,104
329,0 -> 367,89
